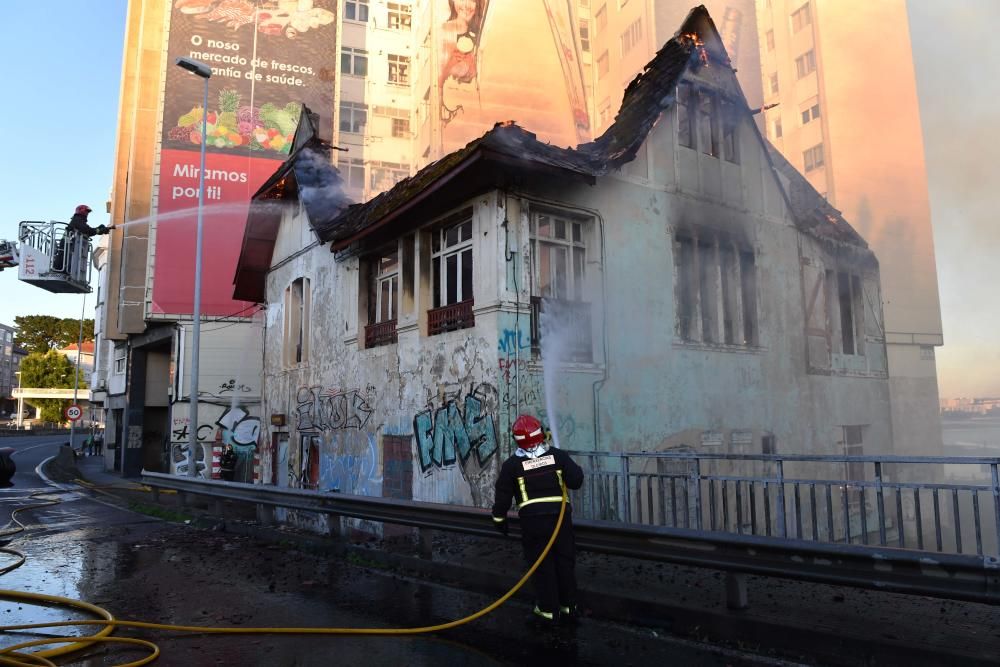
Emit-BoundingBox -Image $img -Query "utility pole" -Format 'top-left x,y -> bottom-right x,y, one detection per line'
69,292 -> 86,450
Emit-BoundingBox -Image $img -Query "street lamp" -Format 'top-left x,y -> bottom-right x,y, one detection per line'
176,56 -> 211,477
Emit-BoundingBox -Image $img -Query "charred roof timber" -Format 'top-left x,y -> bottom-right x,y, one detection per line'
234,5 -> 869,302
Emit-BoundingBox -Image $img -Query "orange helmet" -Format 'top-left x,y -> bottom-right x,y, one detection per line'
512,414 -> 545,449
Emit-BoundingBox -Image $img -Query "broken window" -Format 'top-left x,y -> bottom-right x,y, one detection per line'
697,89 -> 719,157
842,425 -> 864,481
835,271 -> 864,356
529,210 -> 592,362
387,2 -> 411,30
791,3 -> 812,32
674,231 -> 758,347
721,98 -> 739,163
429,217 -> 474,335
283,277 -> 310,366
803,143 -> 824,172
388,54 -> 410,85
795,49 -> 816,78
674,234 -> 698,341
677,83 -> 695,149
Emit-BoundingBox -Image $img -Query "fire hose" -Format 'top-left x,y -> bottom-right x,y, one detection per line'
0,479 -> 569,666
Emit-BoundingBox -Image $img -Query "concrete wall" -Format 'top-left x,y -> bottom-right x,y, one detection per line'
259,76 -> 893,512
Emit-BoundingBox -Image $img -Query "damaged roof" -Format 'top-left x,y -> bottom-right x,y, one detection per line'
318,6 -> 725,250
765,142 -> 867,248
233,107 -> 351,302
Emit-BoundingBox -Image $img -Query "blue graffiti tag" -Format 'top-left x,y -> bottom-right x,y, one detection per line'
414,387 -> 498,473
498,328 -> 532,355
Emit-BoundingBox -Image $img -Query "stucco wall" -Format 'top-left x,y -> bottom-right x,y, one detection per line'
258,79 -> 893,510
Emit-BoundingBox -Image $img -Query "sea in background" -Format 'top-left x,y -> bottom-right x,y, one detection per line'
941,414 -> 1000,457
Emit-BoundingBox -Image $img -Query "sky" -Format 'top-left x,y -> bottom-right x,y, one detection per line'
0,1 -> 996,399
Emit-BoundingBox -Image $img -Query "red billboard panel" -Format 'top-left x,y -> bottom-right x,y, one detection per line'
152,0 -> 337,316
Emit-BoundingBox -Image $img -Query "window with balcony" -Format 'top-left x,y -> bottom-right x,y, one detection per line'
429,217 -> 474,335
345,0 -> 369,22
674,231 -> 757,347
341,47 -> 368,77
339,101 -> 367,134
283,278 -> 310,366
365,248 -> 399,348
387,2 -> 412,30
388,54 -> 410,85
529,210 -> 592,362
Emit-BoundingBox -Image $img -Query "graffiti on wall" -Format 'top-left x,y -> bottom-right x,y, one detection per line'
295,386 -> 376,433
413,382 -> 499,472
300,430 -> 381,496
170,404 -> 261,477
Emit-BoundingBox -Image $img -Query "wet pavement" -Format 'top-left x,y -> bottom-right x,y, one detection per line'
0,436 -> 793,666
3,433 -> 999,665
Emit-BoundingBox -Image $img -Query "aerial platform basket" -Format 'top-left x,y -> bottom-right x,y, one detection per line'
16,221 -> 92,293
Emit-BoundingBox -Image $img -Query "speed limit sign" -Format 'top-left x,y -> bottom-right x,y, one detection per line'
65,405 -> 83,422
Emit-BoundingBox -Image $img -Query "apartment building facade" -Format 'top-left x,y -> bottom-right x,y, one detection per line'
756,0 -> 943,458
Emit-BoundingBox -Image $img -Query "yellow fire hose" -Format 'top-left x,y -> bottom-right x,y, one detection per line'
0,483 -> 569,666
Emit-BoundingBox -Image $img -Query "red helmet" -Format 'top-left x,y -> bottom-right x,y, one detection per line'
512,414 -> 545,449
75,204 -> 92,215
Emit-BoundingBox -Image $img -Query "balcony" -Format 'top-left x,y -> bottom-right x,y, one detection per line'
364,319 -> 398,348
530,297 -> 593,363
428,299 -> 474,335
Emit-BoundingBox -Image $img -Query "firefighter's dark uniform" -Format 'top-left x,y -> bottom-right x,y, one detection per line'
492,445 -> 584,621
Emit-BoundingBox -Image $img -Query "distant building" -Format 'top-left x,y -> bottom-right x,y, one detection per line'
757,0 -> 943,457
0,324 -> 17,414
940,398 -> 1000,416
236,9 -> 892,512
57,341 -> 95,379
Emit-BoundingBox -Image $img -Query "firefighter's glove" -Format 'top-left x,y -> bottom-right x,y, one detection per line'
493,519 -> 509,536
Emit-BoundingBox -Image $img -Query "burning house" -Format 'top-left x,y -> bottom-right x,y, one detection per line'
234,7 -> 891,516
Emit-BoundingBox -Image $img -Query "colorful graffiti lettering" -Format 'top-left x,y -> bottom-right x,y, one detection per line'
413,383 -> 498,473
301,431 -> 381,496
498,327 -> 532,355
296,386 -> 376,433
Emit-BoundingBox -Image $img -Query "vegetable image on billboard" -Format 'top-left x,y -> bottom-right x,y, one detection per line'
152,0 -> 337,317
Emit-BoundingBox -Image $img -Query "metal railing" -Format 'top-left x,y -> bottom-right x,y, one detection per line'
428,299 -> 474,335
364,319 -> 398,348
566,451 -> 1000,558
18,220 -> 91,285
140,470 -> 1000,606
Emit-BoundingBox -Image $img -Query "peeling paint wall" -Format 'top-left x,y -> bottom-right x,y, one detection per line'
258,80 -> 893,517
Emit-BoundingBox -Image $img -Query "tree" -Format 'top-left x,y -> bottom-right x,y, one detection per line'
19,351 -> 86,423
13,315 -> 94,353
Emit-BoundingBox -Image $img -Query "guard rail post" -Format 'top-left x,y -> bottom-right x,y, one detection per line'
257,503 -> 275,526
725,572 -> 749,610
419,527 -> 434,559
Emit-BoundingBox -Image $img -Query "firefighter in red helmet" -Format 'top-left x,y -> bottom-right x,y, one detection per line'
492,414 -> 584,627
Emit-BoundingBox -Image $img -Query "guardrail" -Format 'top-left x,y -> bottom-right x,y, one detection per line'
141,470 -> 1000,606
568,450 -> 1000,559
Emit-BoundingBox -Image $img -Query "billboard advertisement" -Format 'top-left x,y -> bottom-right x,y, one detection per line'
436,0 -> 590,154
153,0 -> 338,316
